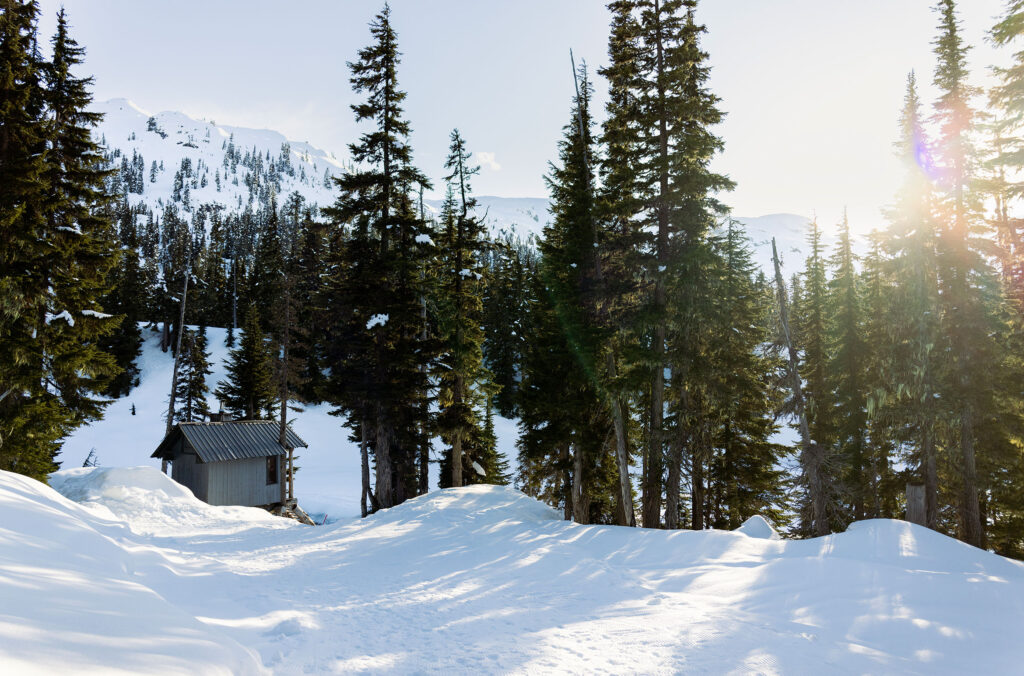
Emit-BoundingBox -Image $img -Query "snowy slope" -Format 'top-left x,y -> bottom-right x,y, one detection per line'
58,325 -> 519,522
95,98 -> 823,265
423,195 -> 551,243
95,98 -> 344,212
93,99 -> 549,240
4,468 -> 1024,674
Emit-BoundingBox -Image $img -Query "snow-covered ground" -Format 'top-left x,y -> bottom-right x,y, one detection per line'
3,466 -> 1023,674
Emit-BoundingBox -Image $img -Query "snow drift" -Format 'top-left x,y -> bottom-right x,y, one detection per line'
3,468 -> 1024,674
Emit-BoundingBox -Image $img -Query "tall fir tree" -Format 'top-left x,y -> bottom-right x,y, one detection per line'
698,221 -> 789,530
791,219 -> 842,534
883,71 -> 943,529
435,130 -> 490,489
931,0 -> 998,546
323,4 -> 434,511
174,327 -> 211,423
826,212 -> 870,522
0,5 -> 119,480
518,63 -> 620,523
215,306 -> 275,420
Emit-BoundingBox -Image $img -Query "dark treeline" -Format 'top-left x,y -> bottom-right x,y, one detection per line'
4,0 -> 1024,557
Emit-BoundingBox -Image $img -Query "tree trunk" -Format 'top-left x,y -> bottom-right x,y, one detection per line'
608,350 -> 635,527
643,0 -> 669,531
906,483 -> 926,526
691,446 -> 705,531
561,444 -> 572,520
665,425 -> 682,530
452,432 -> 463,488
572,444 -> 587,524
375,414 -> 393,508
360,419 -> 370,517
960,404 -> 982,547
288,447 -> 295,502
923,422 -> 939,529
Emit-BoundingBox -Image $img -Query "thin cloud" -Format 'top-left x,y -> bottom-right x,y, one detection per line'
477,151 -> 501,171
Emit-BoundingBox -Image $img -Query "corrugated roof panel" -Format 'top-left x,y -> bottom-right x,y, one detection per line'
168,421 -> 307,463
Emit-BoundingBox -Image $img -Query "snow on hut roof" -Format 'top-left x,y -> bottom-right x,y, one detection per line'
152,421 -> 307,463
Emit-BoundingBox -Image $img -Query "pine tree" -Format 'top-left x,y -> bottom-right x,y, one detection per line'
931,0 -> 996,546
859,231 -> 900,520
0,0 -> 53,478
790,218 -> 844,533
251,192 -> 284,333
435,130 -> 489,489
174,327 -> 211,422
482,236 -> 531,417
517,64 -> 619,523
323,4 -> 434,511
599,0 -> 734,527
215,306 -> 275,420
827,212 -> 870,522
883,71 -> 943,529
101,200 -> 145,397
0,5 -> 119,480
698,222 -> 790,530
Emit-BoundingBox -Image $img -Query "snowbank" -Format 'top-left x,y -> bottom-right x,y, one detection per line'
49,466 -> 291,537
735,514 -> 781,540
3,468 -> 1022,674
0,470 -> 267,675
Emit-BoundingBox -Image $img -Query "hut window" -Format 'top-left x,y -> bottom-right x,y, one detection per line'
266,456 -> 278,485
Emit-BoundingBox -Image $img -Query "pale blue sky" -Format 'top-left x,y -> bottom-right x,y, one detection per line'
38,0 -> 1006,233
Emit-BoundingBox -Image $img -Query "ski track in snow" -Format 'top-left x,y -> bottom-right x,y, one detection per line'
3,467 -> 1024,675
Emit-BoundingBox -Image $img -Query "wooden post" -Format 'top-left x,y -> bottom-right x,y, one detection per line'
906,483 -> 926,526
288,447 -> 295,501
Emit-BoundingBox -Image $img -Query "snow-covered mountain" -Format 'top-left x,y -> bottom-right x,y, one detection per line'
92,98 -> 551,242
94,98 -> 345,213
93,99 -> 821,257
734,213 -> 816,275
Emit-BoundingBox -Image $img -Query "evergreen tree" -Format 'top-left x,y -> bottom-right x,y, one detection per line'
435,130 -> 490,488
0,5 -> 119,480
251,192 -> 284,332
517,65 -> 620,523
883,71 -> 943,529
215,306 -> 275,420
101,201 -> 145,397
700,222 -> 789,529
859,231 -> 901,520
931,0 -> 997,546
174,327 -> 211,422
827,212 -> 870,522
323,4 -> 434,511
482,236 -> 531,417
598,0 -> 734,527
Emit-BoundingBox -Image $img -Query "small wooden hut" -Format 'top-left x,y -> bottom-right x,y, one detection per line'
151,421 -> 307,508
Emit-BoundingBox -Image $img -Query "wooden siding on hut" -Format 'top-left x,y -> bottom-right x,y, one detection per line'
205,456 -> 280,506
171,453 -> 210,502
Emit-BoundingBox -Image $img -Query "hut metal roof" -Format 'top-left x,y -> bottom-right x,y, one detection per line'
152,421 -> 307,463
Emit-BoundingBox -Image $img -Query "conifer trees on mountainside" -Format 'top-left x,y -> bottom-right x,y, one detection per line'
6,0 -> 1024,558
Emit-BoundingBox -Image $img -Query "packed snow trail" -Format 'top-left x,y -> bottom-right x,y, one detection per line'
3,468 -> 1024,674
